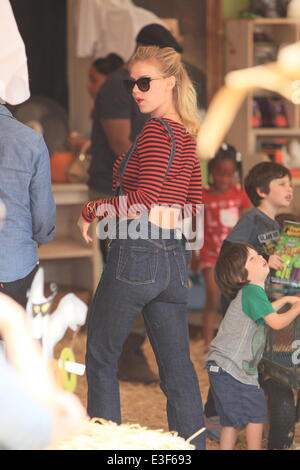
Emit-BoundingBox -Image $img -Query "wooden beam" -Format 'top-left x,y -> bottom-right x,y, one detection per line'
206,0 -> 224,104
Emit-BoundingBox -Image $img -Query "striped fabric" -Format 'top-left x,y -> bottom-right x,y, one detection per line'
82,118 -> 202,222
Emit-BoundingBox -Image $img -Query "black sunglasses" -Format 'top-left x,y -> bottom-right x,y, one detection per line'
123,76 -> 161,93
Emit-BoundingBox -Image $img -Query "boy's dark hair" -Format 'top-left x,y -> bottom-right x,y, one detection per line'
215,242 -> 253,300
245,161 -> 291,207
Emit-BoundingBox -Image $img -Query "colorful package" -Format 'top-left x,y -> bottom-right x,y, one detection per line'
271,220 -> 300,287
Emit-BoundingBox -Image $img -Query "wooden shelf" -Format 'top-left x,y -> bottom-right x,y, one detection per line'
226,18 -> 300,25
38,236 -> 93,260
253,128 -> 300,136
225,18 -> 300,178
39,184 -> 101,292
51,183 -> 90,205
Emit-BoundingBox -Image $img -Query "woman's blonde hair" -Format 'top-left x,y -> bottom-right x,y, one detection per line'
128,46 -> 200,139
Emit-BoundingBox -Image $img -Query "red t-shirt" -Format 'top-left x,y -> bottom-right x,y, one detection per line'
201,184 -> 251,267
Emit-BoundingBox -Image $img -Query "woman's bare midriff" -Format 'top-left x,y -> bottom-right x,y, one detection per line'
126,205 -> 181,229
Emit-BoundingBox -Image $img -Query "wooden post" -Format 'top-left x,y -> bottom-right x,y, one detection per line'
206,0 -> 225,104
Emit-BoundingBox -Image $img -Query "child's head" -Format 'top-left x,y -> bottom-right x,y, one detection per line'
245,161 -> 292,208
208,143 -> 240,192
215,243 -> 269,300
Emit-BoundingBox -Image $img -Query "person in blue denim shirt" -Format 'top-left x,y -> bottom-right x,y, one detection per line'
0,102 -> 56,307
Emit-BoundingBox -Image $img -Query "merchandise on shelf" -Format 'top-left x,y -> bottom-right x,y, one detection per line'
252,96 -> 289,128
271,220 -> 300,287
253,31 -> 277,65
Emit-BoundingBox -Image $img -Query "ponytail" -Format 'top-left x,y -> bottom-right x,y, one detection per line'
174,62 -> 200,138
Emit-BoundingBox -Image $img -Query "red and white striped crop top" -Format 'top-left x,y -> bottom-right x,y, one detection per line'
82,118 -> 202,222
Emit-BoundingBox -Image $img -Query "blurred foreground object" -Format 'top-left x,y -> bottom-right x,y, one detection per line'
198,41 -> 300,159
0,0 -> 30,104
288,0 -> 300,18
0,293 -> 86,449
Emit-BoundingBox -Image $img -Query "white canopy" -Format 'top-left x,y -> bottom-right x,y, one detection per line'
0,0 -> 30,104
76,0 -> 163,61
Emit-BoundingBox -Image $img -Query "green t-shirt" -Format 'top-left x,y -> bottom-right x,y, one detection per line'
207,284 -> 275,386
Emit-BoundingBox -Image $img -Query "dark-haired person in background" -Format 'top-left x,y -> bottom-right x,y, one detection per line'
68,53 -> 124,161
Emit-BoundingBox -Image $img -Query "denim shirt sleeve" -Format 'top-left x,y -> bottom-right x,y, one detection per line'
29,137 -> 56,244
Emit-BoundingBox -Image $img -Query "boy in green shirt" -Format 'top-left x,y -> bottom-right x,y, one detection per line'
204,161 -> 295,436
206,242 -> 300,450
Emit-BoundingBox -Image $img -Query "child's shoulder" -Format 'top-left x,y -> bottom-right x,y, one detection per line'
241,284 -> 270,307
242,283 -> 265,294
236,206 -> 258,220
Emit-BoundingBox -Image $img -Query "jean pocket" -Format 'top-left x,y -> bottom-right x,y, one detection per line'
116,245 -> 158,285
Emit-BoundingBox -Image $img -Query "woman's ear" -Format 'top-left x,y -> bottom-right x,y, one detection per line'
167,75 -> 176,91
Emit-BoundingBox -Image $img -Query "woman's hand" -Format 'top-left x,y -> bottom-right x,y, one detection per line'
77,215 -> 93,244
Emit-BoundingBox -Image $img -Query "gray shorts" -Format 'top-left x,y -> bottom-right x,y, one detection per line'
207,361 -> 268,429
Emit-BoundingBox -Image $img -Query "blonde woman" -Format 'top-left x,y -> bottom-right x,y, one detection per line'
77,46 -> 205,449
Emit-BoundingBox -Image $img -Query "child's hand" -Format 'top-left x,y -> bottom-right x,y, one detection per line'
283,295 -> 300,305
291,300 -> 300,315
268,254 -> 283,270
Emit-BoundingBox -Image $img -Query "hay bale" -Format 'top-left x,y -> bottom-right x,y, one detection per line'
49,418 -> 198,450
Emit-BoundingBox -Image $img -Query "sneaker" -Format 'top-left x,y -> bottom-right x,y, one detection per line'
205,416 -> 221,441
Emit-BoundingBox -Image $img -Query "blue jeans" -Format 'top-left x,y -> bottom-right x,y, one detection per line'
86,221 -> 205,449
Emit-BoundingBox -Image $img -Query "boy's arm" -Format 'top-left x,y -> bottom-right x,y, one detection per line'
264,300 -> 300,330
271,295 -> 300,311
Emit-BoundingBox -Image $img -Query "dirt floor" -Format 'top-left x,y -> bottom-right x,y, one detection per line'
54,315 -> 300,452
